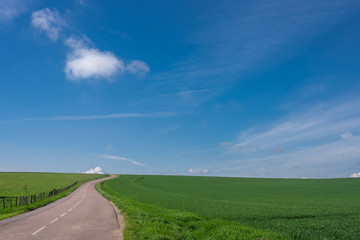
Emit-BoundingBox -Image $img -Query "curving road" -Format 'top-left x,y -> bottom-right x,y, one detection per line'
0,176 -> 122,240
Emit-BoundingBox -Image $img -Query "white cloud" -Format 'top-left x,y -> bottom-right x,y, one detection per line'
341,131 -> 353,140
30,8 -> 149,82
84,166 -> 104,174
65,46 -> 124,80
187,168 -> 208,174
98,154 -> 145,166
31,8 -> 66,41
351,172 -> 360,178
64,37 -> 149,81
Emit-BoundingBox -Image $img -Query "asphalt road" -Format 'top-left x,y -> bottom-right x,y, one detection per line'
0,176 -> 122,240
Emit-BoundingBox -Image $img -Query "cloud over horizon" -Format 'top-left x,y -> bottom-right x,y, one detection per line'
187,168 -> 208,175
84,166 -> 105,174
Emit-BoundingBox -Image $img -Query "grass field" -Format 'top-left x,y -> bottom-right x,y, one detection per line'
0,172 -> 108,220
98,175 -> 360,240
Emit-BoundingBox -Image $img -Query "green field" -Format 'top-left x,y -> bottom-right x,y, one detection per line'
0,172 -> 108,220
98,175 -> 360,240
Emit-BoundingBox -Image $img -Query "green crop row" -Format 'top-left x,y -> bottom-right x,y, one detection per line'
96,179 -> 286,240
98,175 -> 360,239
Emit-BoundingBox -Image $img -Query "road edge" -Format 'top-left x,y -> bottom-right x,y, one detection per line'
108,200 -> 125,240
96,175 -> 125,240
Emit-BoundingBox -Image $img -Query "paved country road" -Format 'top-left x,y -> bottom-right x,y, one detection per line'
0,175 -> 122,240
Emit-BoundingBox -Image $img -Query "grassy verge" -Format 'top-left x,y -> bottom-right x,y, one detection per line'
96,178 -> 288,240
0,172 -> 109,220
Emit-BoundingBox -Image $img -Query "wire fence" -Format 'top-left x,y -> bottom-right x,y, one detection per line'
0,181 -> 78,209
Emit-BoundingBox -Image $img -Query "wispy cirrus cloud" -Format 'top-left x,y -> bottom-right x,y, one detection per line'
159,88 -> 223,102
219,97 -> 360,178
156,123 -> 183,135
223,98 -> 360,153
31,8 -> 66,41
133,88 -> 223,111
0,0 -> 33,23
219,136 -> 360,178
2,111 -> 179,123
98,154 -> 145,166
153,1 -> 360,88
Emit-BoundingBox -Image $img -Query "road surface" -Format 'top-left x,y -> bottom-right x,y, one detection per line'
0,176 -> 122,240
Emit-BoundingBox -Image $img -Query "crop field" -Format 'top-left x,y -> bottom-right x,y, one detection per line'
98,175 -> 360,240
0,172 -> 108,220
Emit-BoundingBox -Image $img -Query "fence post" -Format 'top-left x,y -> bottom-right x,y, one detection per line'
2,197 -> 5,209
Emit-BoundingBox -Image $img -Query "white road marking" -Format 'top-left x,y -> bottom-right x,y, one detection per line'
73,184 -> 88,207
31,226 -> 46,235
27,182 -> 92,237
49,217 -> 59,224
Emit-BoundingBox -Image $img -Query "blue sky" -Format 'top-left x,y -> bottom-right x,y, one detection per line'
1,0 -> 360,178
